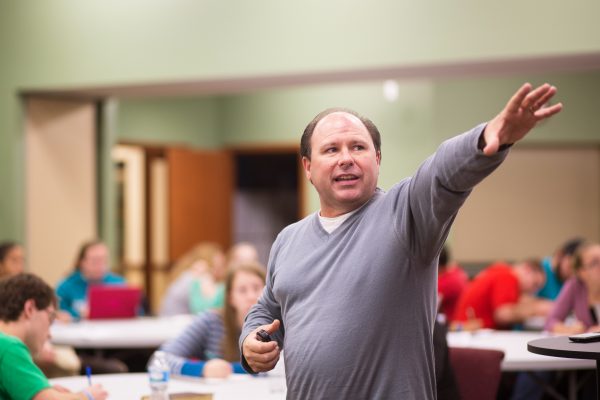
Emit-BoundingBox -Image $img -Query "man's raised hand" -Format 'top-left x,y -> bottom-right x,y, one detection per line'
482,83 -> 563,155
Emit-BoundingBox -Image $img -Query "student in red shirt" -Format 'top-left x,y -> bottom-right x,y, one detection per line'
437,246 -> 468,320
453,260 -> 550,329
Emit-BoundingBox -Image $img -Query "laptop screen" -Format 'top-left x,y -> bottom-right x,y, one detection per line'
87,285 -> 142,319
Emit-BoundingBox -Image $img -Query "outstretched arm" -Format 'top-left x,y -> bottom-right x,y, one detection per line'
482,83 -> 563,155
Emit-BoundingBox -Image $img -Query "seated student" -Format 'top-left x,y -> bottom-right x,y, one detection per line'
437,245 -> 468,320
453,259 -> 551,330
545,241 -> 600,334
158,261 -> 266,378
537,237 -> 584,301
56,240 -> 126,320
160,242 -> 228,316
0,241 -> 81,378
226,242 -> 260,267
56,240 -> 129,374
0,241 -> 25,277
0,273 -> 107,400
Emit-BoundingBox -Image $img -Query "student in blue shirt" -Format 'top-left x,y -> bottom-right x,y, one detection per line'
537,238 -> 584,300
56,240 -> 126,320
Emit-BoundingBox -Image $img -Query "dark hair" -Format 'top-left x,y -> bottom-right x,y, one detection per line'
300,108 -> 382,160
438,245 -> 449,267
73,240 -> 105,271
560,238 -> 584,257
523,258 -> 543,274
0,273 -> 56,322
573,241 -> 597,272
221,261 -> 267,362
0,241 -> 19,263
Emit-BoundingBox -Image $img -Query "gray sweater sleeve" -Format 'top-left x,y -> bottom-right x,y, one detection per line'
239,233 -> 285,373
391,123 -> 508,265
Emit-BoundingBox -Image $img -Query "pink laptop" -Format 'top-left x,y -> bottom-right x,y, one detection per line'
87,285 -> 142,319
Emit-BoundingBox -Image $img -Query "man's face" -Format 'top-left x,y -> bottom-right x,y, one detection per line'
24,302 -> 55,356
302,112 -> 381,217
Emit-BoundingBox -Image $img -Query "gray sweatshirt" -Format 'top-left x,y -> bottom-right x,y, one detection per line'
241,124 -> 507,399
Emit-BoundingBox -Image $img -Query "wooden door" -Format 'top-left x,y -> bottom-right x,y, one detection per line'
167,148 -> 233,260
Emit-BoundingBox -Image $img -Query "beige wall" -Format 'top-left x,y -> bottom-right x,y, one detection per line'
25,99 -> 97,285
453,146 -> 600,263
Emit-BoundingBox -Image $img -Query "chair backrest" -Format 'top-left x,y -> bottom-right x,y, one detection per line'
448,347 -> 505,400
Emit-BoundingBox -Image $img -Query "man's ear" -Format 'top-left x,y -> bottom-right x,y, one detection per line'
23,299 -> 36,319
301,156 -> 312,183
376,151 -> 381,165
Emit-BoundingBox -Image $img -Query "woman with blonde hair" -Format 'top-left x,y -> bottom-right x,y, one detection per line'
158,261 -> 267,378
160,242 -> 227,316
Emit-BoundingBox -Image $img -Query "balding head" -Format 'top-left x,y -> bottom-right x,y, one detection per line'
301,108 -> 381,160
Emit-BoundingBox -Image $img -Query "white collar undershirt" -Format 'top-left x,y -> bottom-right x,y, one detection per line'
318,209 -> 359,234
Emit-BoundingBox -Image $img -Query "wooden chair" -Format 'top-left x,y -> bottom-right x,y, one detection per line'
448,347 -> 505,400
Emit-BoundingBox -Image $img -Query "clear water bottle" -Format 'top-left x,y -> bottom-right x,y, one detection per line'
147,350 -> 170,400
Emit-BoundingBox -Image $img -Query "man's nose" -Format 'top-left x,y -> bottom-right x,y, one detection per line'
338,148 -> 354,166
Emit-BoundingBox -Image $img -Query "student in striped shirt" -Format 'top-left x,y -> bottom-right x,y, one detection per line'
159,261 -> 266,378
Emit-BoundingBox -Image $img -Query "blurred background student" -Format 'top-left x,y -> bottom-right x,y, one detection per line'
160,242 -> 228,316
158,261 -> 266,378
226,242 -> 260,268
537,237 -> 584,301
0,241 -> 25,277
437,245 -> 468,321
56,240 -> 126,320
55,240 -> 130,373
452,259 -> 551,330
545,241 -> 600,334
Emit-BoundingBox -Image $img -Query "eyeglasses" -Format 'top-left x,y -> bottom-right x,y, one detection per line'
43,308 -> 57,324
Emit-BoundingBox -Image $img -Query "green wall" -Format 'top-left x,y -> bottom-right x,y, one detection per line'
118,97 -> 222,148
116,72 -> 600,215
2,0 -> 600,241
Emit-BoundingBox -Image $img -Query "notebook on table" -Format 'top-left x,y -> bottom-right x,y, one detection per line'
88,285 -> 142,320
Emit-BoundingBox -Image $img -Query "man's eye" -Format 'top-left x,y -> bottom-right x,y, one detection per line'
325,148 -> 337,153
353,145 -> 365,150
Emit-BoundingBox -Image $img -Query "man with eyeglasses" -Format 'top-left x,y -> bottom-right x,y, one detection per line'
0,273 -> 107,400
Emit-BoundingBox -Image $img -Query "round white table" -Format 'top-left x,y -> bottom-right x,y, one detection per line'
50,315 -> 194,349
50,373 -> 287,400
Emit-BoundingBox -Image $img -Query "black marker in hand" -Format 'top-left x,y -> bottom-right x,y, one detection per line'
256,329 -> 273,342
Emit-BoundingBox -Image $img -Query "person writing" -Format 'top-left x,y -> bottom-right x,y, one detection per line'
160,262 -> 266,378
0,273 -> 107,400
240,83 -> 562,399
452,259 -> 550,330
0,241 -> 81,378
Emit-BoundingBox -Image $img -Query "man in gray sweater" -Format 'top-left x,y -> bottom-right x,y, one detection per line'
240,83 -> 562,399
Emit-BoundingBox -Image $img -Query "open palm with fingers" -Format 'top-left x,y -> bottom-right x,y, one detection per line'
482,83 -> 563,155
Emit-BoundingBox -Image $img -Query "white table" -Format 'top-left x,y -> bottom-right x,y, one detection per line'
50,315 -> 194,349
448,330 -> 596,371
50,373 -> 287,400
